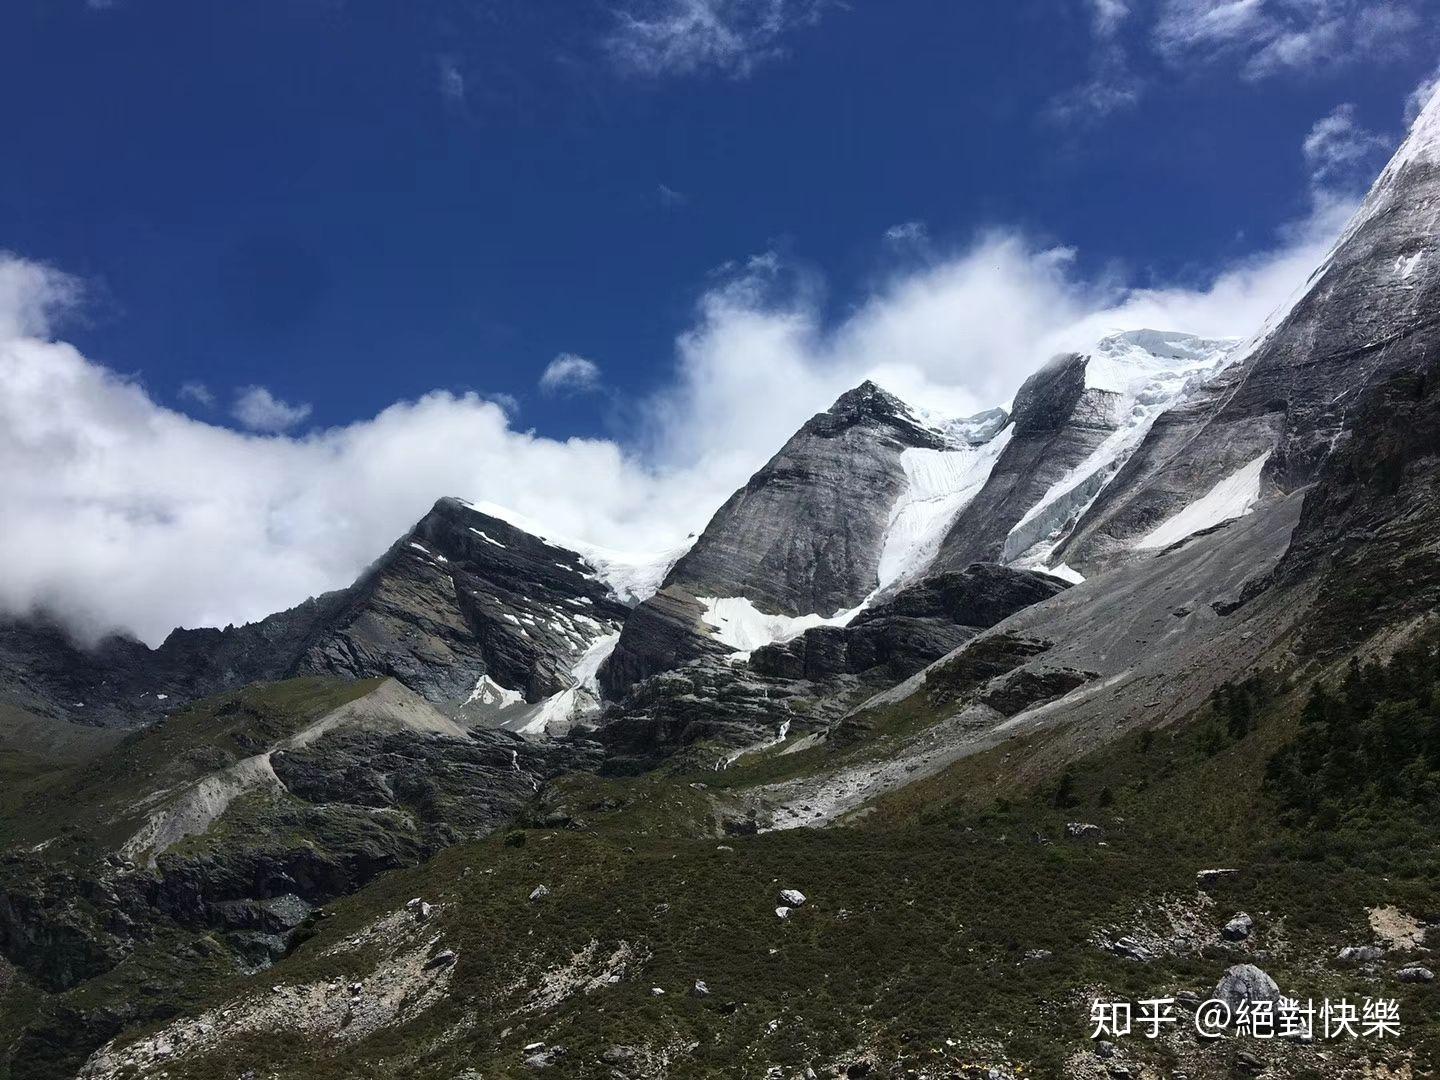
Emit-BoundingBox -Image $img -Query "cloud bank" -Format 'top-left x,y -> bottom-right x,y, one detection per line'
0,140 -> 1367,646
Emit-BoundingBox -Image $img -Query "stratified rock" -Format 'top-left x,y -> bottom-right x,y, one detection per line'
1,497 -> 631,727
934,353 -> 1125,570
750,564 -> 1068,683
601,382 -> 969,697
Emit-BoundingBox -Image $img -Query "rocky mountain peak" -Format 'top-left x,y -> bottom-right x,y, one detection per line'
802,379 -> 947,448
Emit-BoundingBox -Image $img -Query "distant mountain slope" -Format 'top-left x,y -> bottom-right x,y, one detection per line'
1056,89 -> 1440,571
599,382 -> 1005,697
661,381 -> 954,616
0,499 -> 632,728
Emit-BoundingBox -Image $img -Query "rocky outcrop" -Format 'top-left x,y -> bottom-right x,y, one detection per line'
663,382 -> 948,615
595,565 -> 1068,769
600,383 -> 962,699
292,497 -> 630,710
750,564 -> 1068,682
1,498 -> 630,727
0,597 -> 346,729
594,586 -> 728,699
931,354 -> 1121,570
597,657 -> 849,773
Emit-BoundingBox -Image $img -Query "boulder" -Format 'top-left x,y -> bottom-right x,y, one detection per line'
1397,965 -> 1435,983
1337,945 -> 1384,964
1222,913 -> 1254,942
528,885 -> 550,902
1107,936 -> 1152,962
778,889 -> 807,907
1196,868 -> 1239,888
1214,964 -> 1281,1010
425,949 -> 457,970
1065,822 -> 1103,843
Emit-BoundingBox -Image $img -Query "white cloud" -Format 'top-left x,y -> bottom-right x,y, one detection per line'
1154,0 -> 1422,80
1089,0 -> 1132,35
0,150 -> 1368,646
1049,0 -> 1141,122
606,0 -> 831,78
1302,104 -> 1391,190
232,386 -> 313,433
178,381 -> 215,408
0,254 -> 78,340
658,183 -> 689,208
1405,63 -> 1440,124
883,221 -> 928,245
539,353 -> 603,395
489,391 -> 521,416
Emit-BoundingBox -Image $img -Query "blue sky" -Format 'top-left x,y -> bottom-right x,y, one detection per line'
1,0 -> 1437,641
3,0 -> 1432,440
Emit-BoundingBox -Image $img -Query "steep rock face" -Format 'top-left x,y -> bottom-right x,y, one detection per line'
599,382 -> 956,698
593,586 -> 729,699
1057,90 -> 1440,570
932,354 -> 1123,569
1276,344 -> 1440,655
595,564 -> 1067,769
751,564 -> 1069,682
0,498 -> 631,727
292,497 -> 631,710
663,381 -> 948,614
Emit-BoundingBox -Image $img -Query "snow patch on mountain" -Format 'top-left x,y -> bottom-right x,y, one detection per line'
906,404 -> 1009,447
466,675 -> 524,711
698,596 -> 863,661
877,427 -> 1014,591
509,631 -> 621,737
1136,451 -> 1271,551
1003,330 -> 1235,564
466,499 -> 692,605
1083,329 -> 1234,395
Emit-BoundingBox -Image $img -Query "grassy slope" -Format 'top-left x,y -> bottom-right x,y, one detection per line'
0,679 -> 384,1080
0,677 -> 382,854
90,668 -> 1440,1080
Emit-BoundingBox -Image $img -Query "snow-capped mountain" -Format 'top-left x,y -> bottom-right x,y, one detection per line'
1055,86 -> 1440,572
932,329 -> 1235,574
